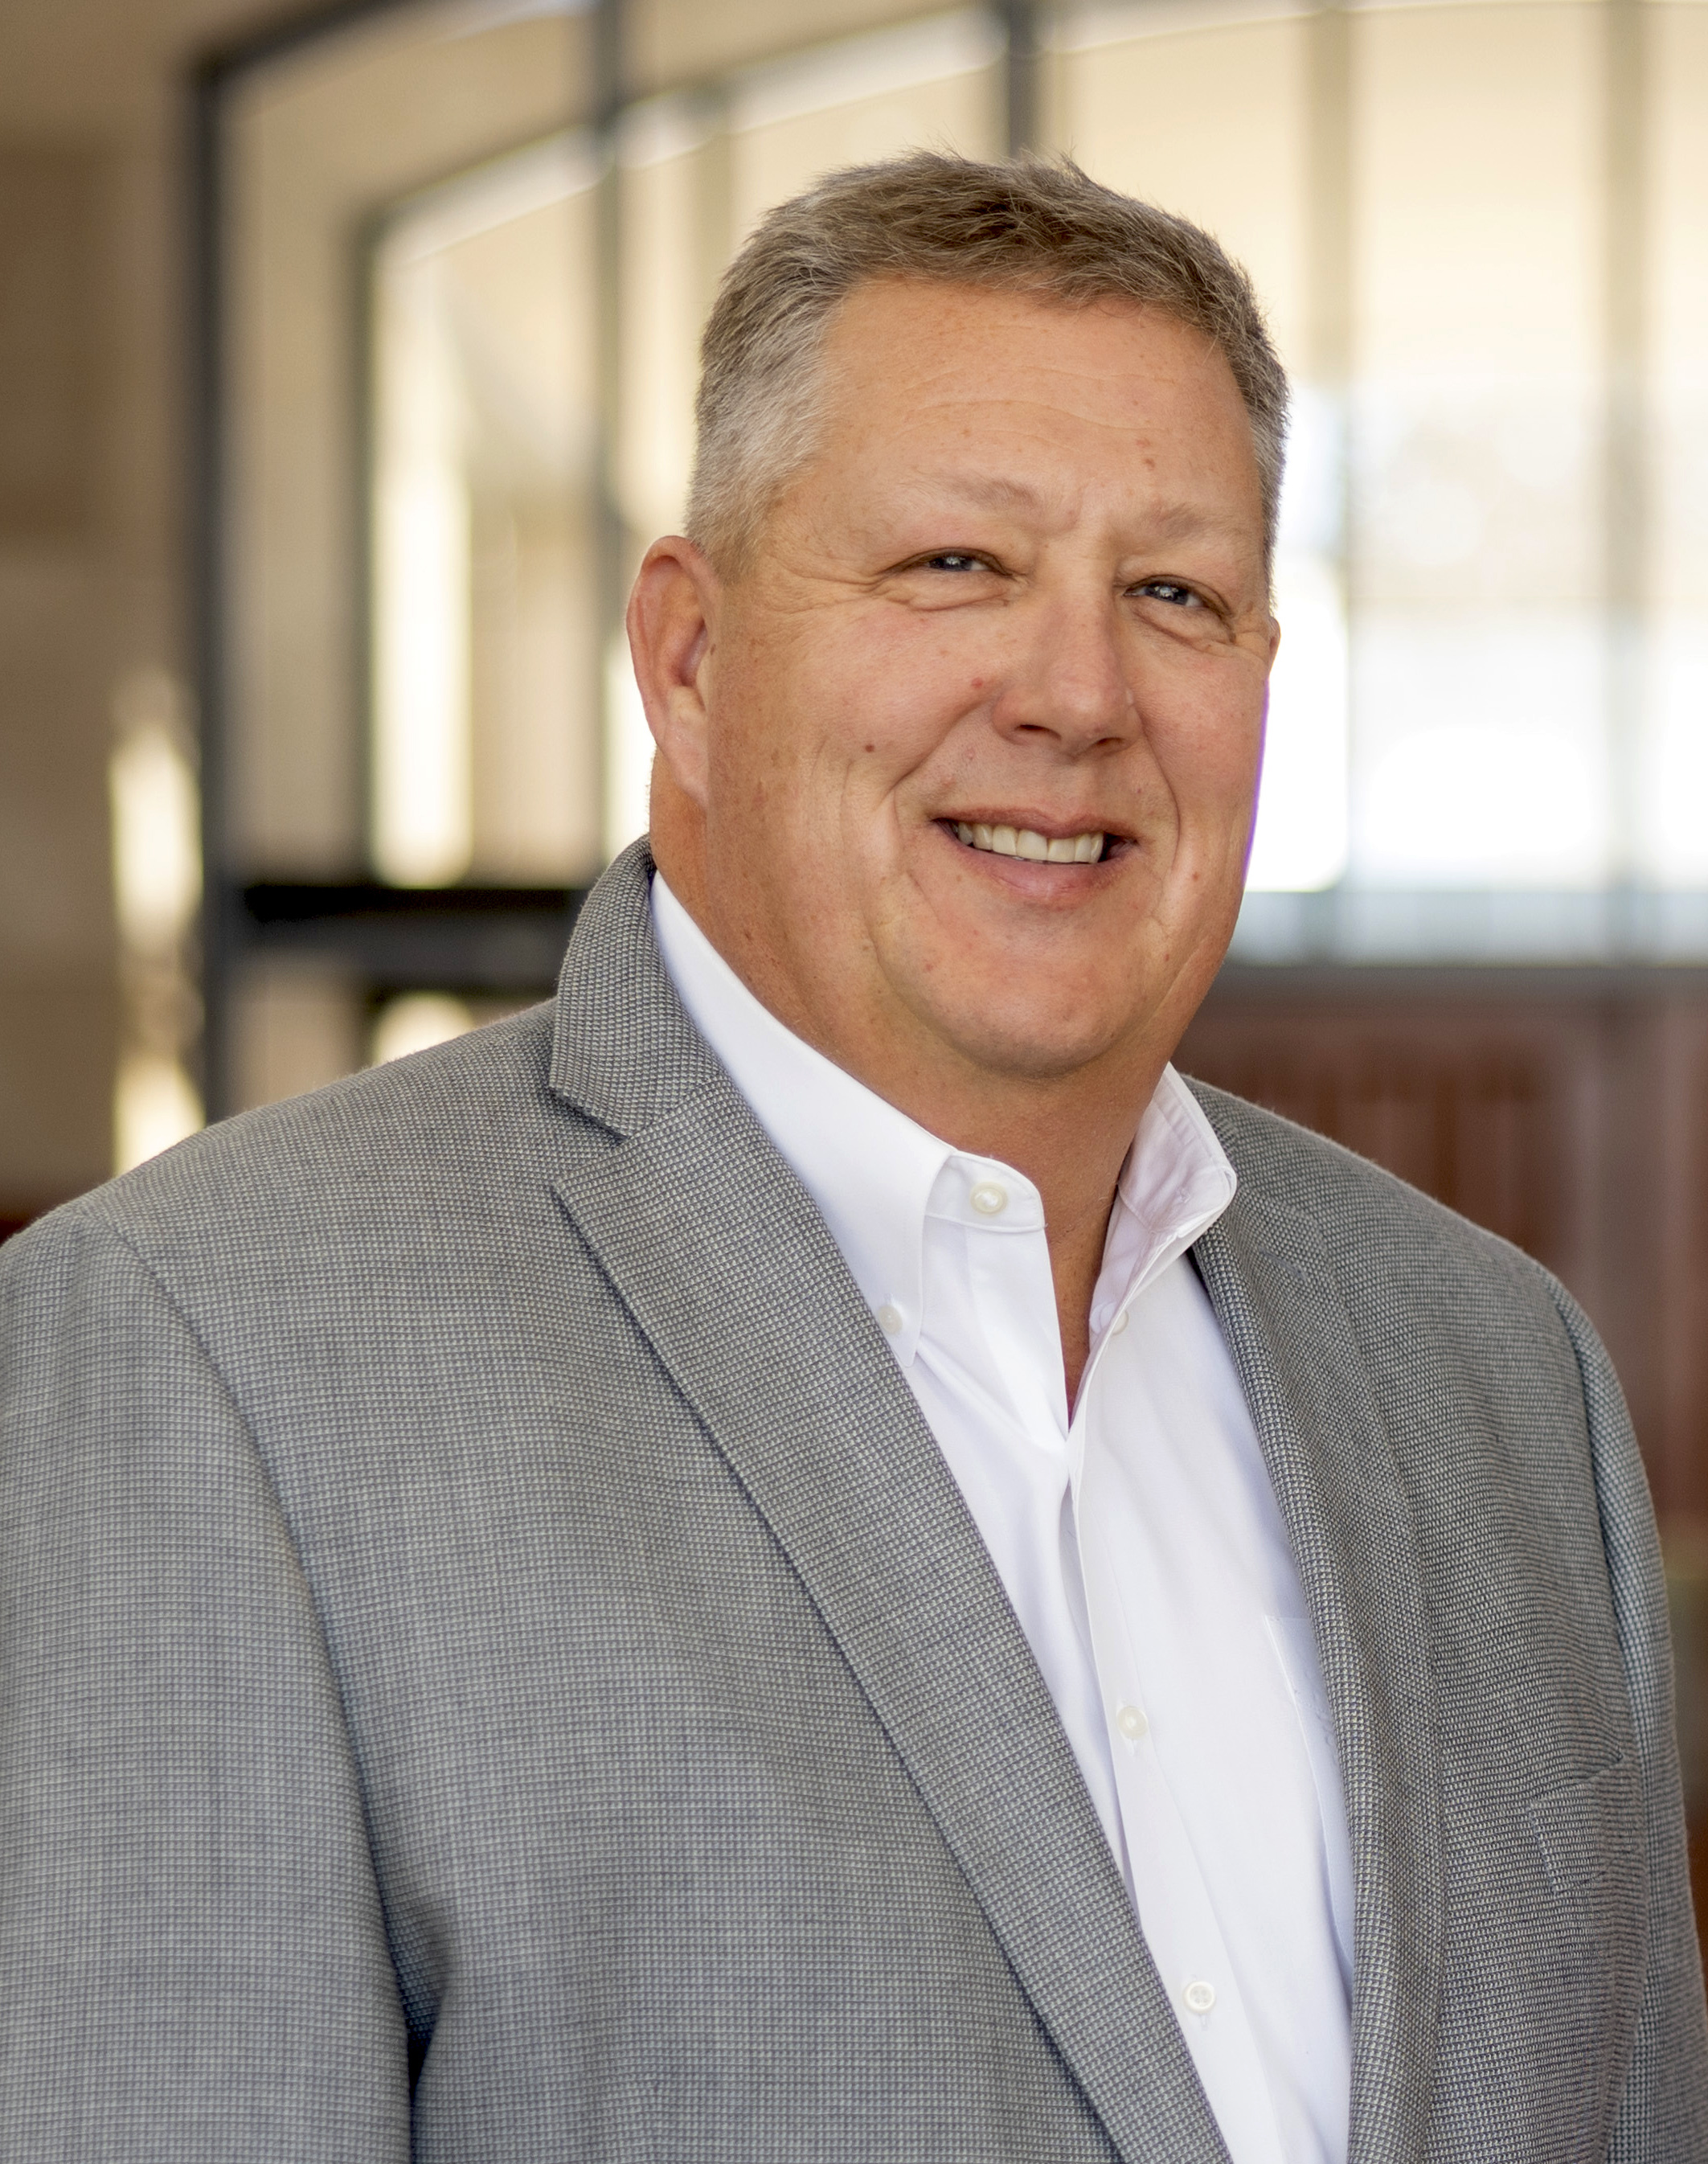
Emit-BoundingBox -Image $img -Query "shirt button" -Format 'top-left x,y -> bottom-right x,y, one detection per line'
1182,1979 -> 1217,2015
969,1180 -> 1008,1216
1111,1309 -> 1129,1334
1115,1703 -> 1147,1740
875,1303 -> 903,1336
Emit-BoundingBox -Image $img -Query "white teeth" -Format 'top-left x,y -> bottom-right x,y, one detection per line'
953,822 -> 1106,864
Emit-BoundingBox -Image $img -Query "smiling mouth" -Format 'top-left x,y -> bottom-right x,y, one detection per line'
949,821 -> 1108,864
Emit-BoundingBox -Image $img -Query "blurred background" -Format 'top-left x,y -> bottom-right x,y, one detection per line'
3,0 -> 1708,1894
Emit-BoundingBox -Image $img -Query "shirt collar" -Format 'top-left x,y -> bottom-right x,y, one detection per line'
650,871 -> 1237,1359
1092,1068 -> 1239,1340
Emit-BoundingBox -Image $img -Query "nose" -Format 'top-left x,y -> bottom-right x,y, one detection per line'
989,581 -> 1136,758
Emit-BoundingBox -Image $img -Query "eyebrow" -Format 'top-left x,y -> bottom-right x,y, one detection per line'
910,469 -> 1249,543
924,472 -> 1052,515
1146,499 -> 1250,543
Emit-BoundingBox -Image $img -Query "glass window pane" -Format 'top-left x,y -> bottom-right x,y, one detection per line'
371,135 -> 603,888
1348,2 -> 1608,891
1645,0 -> 1708,887
223,2 -> 588,879
726,10 -> 1003,238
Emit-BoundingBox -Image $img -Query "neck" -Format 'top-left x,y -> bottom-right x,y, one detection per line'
850,1044 -> 1153,1412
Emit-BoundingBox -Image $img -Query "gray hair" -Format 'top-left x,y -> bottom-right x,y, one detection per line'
686,151 -> 1288,576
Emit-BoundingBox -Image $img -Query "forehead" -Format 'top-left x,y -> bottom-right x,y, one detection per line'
804,276 -> 1262,528
823,276 -> 1238,420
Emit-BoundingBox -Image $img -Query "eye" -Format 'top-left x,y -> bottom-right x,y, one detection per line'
917,551 -> 990,573
1134,578 -> 1203,608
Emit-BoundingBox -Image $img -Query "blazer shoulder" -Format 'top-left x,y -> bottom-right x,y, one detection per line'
1182,1072 -> 1564,1317
9,1002 -> 565,1277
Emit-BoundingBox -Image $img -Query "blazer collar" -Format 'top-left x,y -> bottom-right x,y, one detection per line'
549,839 -> 723,1136
548,843 -> 1231,2164
1186,1104 -> 1446,2164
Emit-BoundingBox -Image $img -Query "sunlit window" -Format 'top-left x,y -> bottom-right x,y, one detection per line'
1344,1 -> 1607,893
371,133 -> 602,888
1645,2 -> 1708,889
1052,0 -> 1708,953
109,667 -> 203,1170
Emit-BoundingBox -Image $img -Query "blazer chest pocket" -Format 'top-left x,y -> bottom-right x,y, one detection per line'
1529,1756 -> 1644,1906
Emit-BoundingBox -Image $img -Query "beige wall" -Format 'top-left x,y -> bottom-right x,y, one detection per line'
0,0 -> 276,1215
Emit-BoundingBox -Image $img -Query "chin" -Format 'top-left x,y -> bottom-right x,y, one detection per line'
924,988 -> 1135,1084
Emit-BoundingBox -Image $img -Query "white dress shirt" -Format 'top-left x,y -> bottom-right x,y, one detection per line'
651,873 -> 1355,2164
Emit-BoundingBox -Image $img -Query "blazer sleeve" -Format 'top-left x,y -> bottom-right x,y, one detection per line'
1553,1285 -> 1708,2162
0,1206 -> 412,2162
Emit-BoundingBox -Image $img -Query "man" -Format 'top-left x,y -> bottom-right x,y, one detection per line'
2,154 -> 1703,2162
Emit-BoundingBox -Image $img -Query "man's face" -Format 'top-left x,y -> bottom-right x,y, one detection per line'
644,277 -> 1278,1101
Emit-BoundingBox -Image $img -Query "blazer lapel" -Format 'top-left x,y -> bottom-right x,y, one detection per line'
1189,1138 -> 1444,2164
547,846 -> 1230,2164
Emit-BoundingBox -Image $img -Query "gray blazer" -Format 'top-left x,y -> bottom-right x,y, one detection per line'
2,841 -> 1705,2162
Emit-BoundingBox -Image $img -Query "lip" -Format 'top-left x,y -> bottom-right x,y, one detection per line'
932,817 -> 1137,865
928,818 -> 1136,895
937,813 -> 1132,846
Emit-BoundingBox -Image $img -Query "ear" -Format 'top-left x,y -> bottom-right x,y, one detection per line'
626,535 -> 721,809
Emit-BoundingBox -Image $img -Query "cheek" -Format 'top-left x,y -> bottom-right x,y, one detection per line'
1146,666 -> 1268,818
802,617 -> 982,795
706,625 -> 950,856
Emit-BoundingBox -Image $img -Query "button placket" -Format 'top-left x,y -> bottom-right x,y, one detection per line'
961,1186 -> 1069,1446
1072,1433 -> 1290,2164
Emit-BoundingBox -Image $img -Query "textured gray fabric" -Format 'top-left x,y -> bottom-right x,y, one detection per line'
2,837 -> 1704,2161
